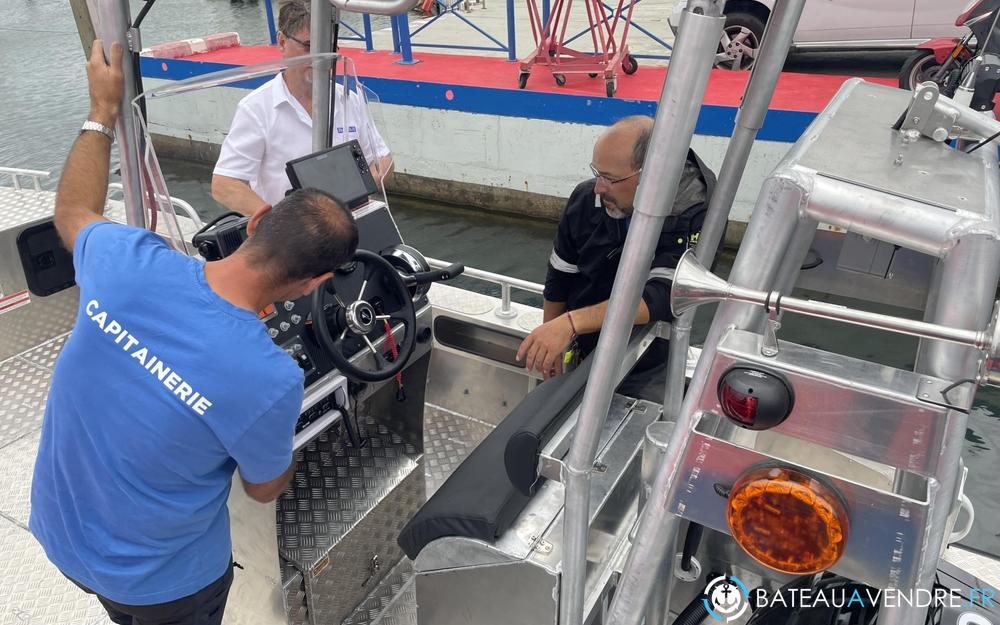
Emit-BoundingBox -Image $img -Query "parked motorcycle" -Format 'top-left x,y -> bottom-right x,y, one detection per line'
899,0 -> 1000,94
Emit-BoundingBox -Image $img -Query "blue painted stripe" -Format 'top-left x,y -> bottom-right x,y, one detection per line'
140,56 -> 813,142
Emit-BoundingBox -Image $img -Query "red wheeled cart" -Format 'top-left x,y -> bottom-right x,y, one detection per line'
518,0 -> 639,97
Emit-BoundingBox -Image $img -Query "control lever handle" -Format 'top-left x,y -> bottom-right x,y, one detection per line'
403,262 -> 464,287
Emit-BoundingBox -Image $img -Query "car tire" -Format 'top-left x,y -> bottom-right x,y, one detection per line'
899,50 -> 943,92
717,10 -> 766,71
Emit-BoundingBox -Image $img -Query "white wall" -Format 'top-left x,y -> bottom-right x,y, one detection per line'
145,78 -> 794,222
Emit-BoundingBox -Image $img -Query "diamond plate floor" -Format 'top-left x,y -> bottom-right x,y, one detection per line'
0,430 -> 40,528
423,404 -> 494,496
0,522 -> 113,625
19,335 -> 69,371
944,546 -> 1000,589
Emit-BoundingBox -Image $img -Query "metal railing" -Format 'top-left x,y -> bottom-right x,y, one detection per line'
426,256 -> 542,319
106,182 -> 205,229
263,0 -> 669,64
0,167 -> 51,191
265,0 -> 377,51
391,0 -> 517,62
559,0 -> 672,59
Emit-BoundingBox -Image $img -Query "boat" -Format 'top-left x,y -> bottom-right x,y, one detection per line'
1,0 -> 999,624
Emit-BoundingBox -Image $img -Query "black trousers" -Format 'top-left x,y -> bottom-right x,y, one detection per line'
66,561 -> 235,625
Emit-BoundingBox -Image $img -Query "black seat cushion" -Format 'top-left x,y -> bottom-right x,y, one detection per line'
397,363 -> 589,560
504,356 -> 593,496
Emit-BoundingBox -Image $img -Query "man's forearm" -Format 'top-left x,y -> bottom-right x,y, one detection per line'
57,130 -> 113,222
54,125 -> 113,248
570,299 -> 650,334
211,175 -> 267,216
543,299 -> 567,323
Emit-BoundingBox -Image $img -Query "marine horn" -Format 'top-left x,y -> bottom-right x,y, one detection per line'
669,250 -> 738,317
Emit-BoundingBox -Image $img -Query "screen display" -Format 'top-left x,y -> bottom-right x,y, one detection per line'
287,142 -> 374,208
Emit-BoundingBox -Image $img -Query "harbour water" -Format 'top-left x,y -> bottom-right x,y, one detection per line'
1,0 -> 998,557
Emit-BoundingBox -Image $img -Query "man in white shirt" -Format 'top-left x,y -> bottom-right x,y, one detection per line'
212,0 -> 393,215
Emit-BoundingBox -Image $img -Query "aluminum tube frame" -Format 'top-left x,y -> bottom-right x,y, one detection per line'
643,423 -> 678,625
805,175 -> 969,258
607,175 -> 807,625
89,0 -> 144,227
878,234 -> 1000,625
558,8 -> 725,625
329,0 -> 419,15
657,0 -> 806,490
773,216 -> 818,295
695,0 -> 806,258
311,0 -> 335,152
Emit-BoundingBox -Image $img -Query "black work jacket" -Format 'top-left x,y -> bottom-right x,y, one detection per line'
543,149 -> 717,368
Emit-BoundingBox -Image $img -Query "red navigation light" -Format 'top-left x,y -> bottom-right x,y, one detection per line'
717,367 -> 794,430
721,383 -> 758,426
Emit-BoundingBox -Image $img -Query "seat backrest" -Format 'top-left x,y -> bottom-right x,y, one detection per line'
397,360 -> 592,560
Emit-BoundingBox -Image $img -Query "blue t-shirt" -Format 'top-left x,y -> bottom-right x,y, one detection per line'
30,221 -> 304,605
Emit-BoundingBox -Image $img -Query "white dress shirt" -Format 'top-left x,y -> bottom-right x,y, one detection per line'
214,73 -> 390,206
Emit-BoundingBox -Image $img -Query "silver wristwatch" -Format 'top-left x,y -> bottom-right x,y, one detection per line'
81,120 -> 115,142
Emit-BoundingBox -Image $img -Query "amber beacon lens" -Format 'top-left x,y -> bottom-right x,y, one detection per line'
726,466 -> 849,575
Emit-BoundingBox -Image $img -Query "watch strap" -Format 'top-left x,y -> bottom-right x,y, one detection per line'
81,120 -> 115,142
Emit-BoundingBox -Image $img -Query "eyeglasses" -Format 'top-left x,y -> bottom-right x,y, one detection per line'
285,33 -> 311,51
589,163 -> 642,185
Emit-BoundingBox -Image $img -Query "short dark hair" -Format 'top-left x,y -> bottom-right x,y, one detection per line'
279,0 -> 310,37
631,120 -> 653,171
242,188 -> 358,283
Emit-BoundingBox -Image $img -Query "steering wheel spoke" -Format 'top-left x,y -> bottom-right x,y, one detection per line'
310,249 -> 419,383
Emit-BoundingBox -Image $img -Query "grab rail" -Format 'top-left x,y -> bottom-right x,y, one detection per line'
106,182 -> 205,229
0,167 -> 51,191
426,256 -> 542,319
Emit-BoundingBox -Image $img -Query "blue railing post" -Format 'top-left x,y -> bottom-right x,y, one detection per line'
542,0 -> 551,33
362,14 -> 375,51
394,14 -> 419,64
264,0 -> 278,44
506,0 -> 516,61
390,14 -> 402,53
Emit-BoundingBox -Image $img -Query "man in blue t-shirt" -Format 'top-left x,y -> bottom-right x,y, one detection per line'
29,40 -> 358,625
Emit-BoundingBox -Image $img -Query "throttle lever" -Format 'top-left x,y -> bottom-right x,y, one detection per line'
402,262 -> 464,287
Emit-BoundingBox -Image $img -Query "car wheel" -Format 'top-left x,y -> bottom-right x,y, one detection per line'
899,50 -> 944,91
716,11 -> 765,71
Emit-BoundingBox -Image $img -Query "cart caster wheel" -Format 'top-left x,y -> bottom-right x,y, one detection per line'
518,72 -> 529,89
622,54 -> 638,75
605,80 -> 616,97
588,72 -> 598,78
554,73 -> 566,86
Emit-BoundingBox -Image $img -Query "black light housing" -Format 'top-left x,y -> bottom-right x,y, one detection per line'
717,366 -> 794,430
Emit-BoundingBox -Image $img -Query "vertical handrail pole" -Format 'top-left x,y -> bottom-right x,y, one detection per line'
615,2 -> 807,623
265,0 -> 278,44
557,4 -> 725,624
396,13 -> 416,63
87,0 -> 145,228
506,0 -> 517,60
542,0 -> 551,32
311,0 -> 334,151
363,14 -> 375,51
390,14 -> 402,53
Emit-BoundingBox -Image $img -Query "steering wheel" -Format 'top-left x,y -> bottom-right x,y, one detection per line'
310,250 -> 417,383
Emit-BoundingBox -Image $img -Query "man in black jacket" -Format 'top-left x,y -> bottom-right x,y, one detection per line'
515,115 -> 715,402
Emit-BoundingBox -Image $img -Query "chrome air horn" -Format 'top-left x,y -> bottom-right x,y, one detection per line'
671,250 -> 1000,386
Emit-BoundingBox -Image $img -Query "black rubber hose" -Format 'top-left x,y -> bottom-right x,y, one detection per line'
681,522 -> 704,572
674,592 -> 711,625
